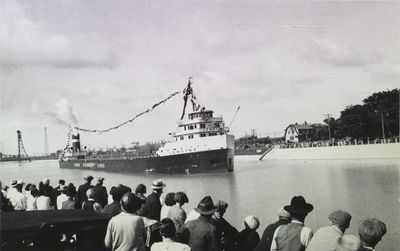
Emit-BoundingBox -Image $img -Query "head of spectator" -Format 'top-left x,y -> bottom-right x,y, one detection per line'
11,179 -> 17,188
336,234 -> 362,251
38,181 -> 45,195
195,196 -> 217,219
244,215 -> 260,231
284,195 -> 313,222
120,192 -> 141,214
329,210 -> 352,233
110,185 -> 130,203
214,200 -> 228,219
174,192 -> 189,207
169,206 -> 187,227
164,192 -> 176,206
159,218 -> 176,240
97,177 -> 104,185
14,179 -> 25,192
31,188 -> 40,198
277,207 -> 291,221
58,179 -> 65,186
42,178 -> 50,186
135,184 -> 147,199
24,183 -> 33,192
58,185 -> 68,194
66,184 -> 77,199
152,179 -> 166,196
358,218 -> 387,249
83,175 -> 93,184
86,188 -> 95,200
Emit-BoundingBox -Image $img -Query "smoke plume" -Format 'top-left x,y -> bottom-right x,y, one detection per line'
49,98 -> 78,127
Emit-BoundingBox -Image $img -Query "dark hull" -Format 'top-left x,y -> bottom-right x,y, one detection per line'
59,149 -> 234,174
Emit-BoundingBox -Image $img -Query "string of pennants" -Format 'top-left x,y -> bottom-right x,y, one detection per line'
64,127 -> 72,150
74,91 -> 180,134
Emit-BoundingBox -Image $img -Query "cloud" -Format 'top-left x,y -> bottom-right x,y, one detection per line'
0,1 -> 116,70
303,38 -> 381,67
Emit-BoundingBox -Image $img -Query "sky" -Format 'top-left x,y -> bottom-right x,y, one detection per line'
1,0 -> 399,155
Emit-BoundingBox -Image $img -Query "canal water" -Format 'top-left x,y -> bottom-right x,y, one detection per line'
1,157 -> 399,250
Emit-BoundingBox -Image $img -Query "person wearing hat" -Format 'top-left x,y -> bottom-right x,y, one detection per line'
76,175 -> 94,209
271,195 -> 314,251
82,188 -> 102,213
140,179 -> 166,221
233,215 -> 261,251
93,177 -> 108,208
104,192 -> 145,251
254,208 -> 291,251
9,179 -> 27,211
306,210 -> 352,251
56,185 -> 69,210
102,185 -> 132,217
211,200 -> 239,251
358,218 -> 386,251
185,196 -> 221,251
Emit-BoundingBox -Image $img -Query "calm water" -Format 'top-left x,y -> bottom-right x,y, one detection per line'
1,157 -> 399,250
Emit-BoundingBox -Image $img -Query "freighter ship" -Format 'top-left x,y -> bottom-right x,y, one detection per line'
59,82 -> 235,174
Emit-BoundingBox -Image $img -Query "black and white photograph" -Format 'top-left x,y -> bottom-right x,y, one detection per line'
1,1 -> 399,251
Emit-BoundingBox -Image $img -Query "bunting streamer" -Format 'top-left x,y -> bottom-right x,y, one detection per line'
74,91 -> 180,134
64,127 -> 72,150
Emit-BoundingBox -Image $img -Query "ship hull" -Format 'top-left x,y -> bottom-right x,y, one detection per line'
59,148 -> 234,174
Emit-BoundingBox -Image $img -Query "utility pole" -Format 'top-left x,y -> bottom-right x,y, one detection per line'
380,111 -> 386,140
251,129 -> 256,147
324,114 -> 332,140
44,126 -> 49,155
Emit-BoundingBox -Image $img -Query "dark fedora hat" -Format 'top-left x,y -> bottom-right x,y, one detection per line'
195,196 -> 217,215
284,196 -> 313,214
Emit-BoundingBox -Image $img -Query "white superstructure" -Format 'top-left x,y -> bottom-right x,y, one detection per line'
157,110 -> 235,156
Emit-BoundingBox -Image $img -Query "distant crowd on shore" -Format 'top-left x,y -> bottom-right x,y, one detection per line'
1,176 -> 387,251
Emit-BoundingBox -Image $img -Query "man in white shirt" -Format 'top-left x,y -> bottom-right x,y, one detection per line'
271,196 -> 314,251
9,180 -> 27,210
57,185 -> 69,210
306,210 -> 352,251
105,192 -> 146,251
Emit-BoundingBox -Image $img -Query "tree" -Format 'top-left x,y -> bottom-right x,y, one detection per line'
334,89 -> 399,139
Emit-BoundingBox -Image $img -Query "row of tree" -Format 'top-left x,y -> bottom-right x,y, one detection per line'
323,89 -> 399,140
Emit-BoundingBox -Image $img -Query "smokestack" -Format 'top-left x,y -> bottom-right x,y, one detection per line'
72,133 -> 81,152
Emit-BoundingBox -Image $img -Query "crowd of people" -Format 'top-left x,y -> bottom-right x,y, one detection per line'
1,176 -> 387,251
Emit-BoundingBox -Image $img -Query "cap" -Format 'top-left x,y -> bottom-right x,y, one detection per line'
328,210 -> 352,227
244,215 -> 260,230
97,177 -> 105,182
215,200 -> 228,210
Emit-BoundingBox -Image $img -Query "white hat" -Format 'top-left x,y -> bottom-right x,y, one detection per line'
152,179 -> 166,189
244,215 -> 260,230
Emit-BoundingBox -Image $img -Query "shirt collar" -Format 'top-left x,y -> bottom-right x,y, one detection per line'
364,246 -> 374,251
291,219 -> 304,225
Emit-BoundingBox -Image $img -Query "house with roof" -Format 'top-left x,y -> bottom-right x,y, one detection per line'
284,122 -> 320,143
